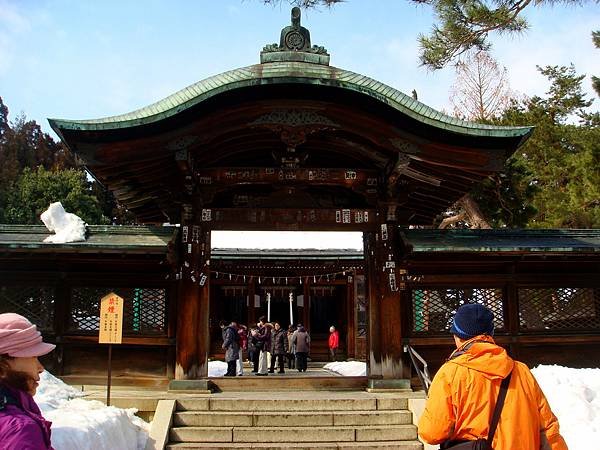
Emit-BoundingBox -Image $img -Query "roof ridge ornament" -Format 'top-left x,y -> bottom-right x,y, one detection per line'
261,7 -> 330,65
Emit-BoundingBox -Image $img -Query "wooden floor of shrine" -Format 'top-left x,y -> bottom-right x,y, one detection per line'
59,362 -> 369,392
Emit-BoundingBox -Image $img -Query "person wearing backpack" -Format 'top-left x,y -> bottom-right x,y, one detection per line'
220,320 -> 240,377
0,313 -> 56,450
418,304 -> 568,450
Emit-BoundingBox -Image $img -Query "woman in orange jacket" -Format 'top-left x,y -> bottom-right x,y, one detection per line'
418,304 -> 568,450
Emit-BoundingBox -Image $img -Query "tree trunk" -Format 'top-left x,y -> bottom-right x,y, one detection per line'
439,194 -> 491,229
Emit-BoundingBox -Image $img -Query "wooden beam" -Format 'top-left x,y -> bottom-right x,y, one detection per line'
198,208 -> 377,231
195,167 -> 379,190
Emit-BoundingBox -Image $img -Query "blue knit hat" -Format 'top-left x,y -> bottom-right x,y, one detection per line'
450,304 -> 495,339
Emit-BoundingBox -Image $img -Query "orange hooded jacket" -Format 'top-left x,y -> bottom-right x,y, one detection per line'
418,335 -> 568,450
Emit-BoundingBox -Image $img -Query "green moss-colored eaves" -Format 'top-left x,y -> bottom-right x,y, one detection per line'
0,225 -> 176,253
402,229 -> 600,253
48,62 -> 532,139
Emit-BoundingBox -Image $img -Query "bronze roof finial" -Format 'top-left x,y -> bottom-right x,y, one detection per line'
261,7 -> 330,65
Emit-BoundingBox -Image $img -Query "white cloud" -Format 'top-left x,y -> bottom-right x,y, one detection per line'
0,0 -> 30,33
0,0 -> 30,75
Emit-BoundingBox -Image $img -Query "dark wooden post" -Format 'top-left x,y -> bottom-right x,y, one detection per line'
506,262 -> 520,358
302,277 -> 310,328
365,204 -> 409,387
248,277 -> 256,327
197,228 -> 211,378
364,230 -> 382,378
175,215 -> 211,379
346,272 -> 356,359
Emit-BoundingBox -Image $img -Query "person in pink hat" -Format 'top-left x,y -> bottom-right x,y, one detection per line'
0,312 -> 56,450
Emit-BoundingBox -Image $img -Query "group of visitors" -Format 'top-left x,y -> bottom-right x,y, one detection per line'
221,317 -> 314,376
1,304 -> 568,450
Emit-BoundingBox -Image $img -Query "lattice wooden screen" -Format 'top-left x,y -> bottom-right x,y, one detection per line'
69,287 -> 167,335
411,288 -> 505,335
0,286 -> 55,332
519,287 -> 600,332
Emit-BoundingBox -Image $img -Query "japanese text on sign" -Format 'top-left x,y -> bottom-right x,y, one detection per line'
99,293 -> 124,344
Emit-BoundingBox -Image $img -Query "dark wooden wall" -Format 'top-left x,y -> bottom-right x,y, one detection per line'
403,253 -> 600,378
0,253 -> 175,384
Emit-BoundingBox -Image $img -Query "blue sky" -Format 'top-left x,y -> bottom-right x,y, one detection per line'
1,0 -> 599,137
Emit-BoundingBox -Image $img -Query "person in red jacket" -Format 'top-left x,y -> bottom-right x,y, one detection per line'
328,325 -> 339,361
0,313 -> 56,450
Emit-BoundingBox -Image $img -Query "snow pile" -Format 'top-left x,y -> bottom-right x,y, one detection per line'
322,361 -> 598,449
34,370 -> 86,411
40,202 -> 86,243
324,361 -> 367,376
34,371 -> 149,450
208,360 -> 228,377
532,365 -> 600,450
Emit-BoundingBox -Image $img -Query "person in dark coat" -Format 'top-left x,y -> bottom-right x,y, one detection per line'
220,320 -> 239,376
286,325 -> 296,369
269,321 -> 289,374
292,325 -> 310,372
247,327 -> 260,373
236,324 -> 248,376
0,313 -> 56,450
255,316 -> 272,376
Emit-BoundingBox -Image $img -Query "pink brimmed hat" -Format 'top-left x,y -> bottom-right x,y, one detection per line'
0,313 -> 56,357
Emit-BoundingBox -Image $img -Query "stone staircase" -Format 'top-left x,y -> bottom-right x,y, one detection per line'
165,392 -> 423,449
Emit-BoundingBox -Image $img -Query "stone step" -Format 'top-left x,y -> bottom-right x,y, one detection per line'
167,441 -> 424,449
173,410 -> 413,427
170,425 -> 418,443
207,375 -> 367,392
176,396 -> 408,412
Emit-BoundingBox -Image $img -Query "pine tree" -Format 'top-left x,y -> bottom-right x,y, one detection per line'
592,30 -> 600,97
479,65 -> 600,228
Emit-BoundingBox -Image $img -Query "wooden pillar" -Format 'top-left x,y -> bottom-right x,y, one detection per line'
302,277 -> 310,328
365,204 -> 406,381
175,221 -> 211,379
53,278 -> 69,376
364,231 -> 382,378
378,220 -> 404,379
197,229 -> 211,378
506,263 -> 519,359
346,272 -> 356,359
248,277 -> 256,327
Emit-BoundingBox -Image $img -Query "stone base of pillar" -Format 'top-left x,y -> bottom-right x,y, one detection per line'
168,379 -> 211,393
366,378 -> 411,392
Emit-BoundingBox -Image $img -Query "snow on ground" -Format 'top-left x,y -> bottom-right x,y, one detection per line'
324,361 -> 367,376
34,371 -> 149,450
33,363 -> 599,450
208,360 -> 228,377
532,365 -> 600,450
327,361 -> 599,450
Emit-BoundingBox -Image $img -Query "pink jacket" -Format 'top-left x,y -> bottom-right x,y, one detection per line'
0,384 -> 53,450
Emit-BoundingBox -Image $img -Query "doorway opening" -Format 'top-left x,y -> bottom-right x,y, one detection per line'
208,230 -> 367,376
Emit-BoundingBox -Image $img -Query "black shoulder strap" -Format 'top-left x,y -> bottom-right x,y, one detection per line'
487,372 -> 512,445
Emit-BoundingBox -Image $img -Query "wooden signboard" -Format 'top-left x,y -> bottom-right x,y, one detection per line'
99,292 -> 123,344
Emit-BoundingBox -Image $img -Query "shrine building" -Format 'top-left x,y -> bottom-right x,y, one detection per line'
1,8 -> 599,389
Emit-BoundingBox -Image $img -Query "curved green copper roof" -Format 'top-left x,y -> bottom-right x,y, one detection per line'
48,61 -> 532,139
